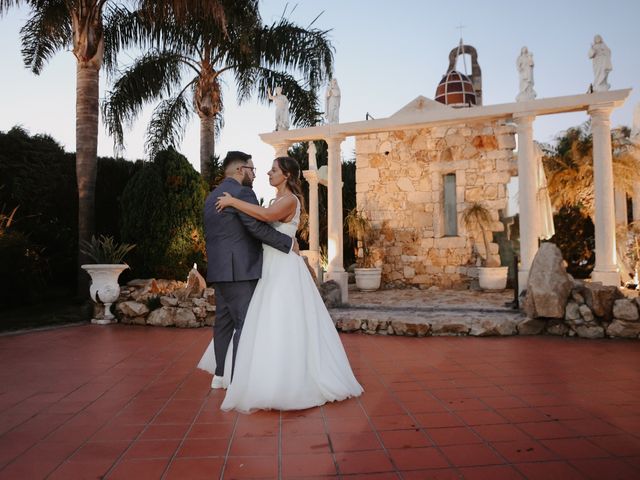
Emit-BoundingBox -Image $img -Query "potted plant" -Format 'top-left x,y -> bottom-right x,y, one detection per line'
461,202 -> 508,290
346,208 -> 382,291
80,235 -> 135,324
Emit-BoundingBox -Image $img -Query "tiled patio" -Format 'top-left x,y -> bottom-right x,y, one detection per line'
1,324 -> 639,479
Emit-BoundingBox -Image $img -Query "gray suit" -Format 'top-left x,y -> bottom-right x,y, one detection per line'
204,177 -> 292,378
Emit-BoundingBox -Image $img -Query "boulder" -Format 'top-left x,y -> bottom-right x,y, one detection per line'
391,320 -> 431,337
579,305 -> 595,324
204,288 -> 216,305
469,318 -> 519,336
574,325 -> 605,339
204,312 -> 215,327
319,280 -> 342,307
612,299 -> 639,321
336,317 -> 363,333
517,318 -> 546,335
523,243 -> 573,318
564,301 -> 581,321
606,320 -> 640,338
185,265 -> 206,298
116,301 -> 149,317
147,307 -> 176,327
174,308 -> 199,328
160,296 -> 178,307
546,320 -> 569,336
581,283 -> 624,320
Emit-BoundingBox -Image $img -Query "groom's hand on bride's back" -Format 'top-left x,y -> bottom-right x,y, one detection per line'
292,238 -> 300,255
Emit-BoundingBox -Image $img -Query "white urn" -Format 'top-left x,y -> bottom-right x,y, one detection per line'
81,264 -> 129,324
354,267 -> 382,292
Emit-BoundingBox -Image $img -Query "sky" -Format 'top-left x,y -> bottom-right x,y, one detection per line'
1,0 -> 639,202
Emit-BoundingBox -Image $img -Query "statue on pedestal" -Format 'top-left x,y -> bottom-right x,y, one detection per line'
516,47 -> 536,102
588,34 -> 612,92
268,86 -> 290,131
325,78 -> 341,124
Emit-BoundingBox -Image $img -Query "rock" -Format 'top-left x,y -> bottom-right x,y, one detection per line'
319,280 -> 342,307
571,290 -> 585,304
469,318 -> 518,336
186,265 -> 206,298
579,305 -> 595,324
147,307 -> 176,327
564,301 -> 581,321
546,320 -> 569,336
174,308 -> 199,328
336,317 -> 363,332
120,315 -> 146,326
116,301 -> 149,317
204,288 -> 216,305
204,312 -> 215,327
575,325 -> 605,339
192,298 -> 207,308
612,299 -> 639,321
523,243 -> 573,318
517,318 -> 546,335
606,320 -> 640,338
431,323 -> 470,335
192,306 -> 207,319
391,321 -> 431,337
160,296 -> 178,307
582,283 -> 624,320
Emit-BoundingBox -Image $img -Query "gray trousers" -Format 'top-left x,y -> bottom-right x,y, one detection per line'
212,280 -> 258,379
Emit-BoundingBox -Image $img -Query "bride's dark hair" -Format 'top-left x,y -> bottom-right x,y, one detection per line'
275,156 -> 306,215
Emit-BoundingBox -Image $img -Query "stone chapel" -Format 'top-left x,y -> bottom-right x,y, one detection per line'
354,43 -> 517,288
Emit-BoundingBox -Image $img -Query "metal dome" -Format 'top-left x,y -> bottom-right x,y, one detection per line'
434,70 -> 477,107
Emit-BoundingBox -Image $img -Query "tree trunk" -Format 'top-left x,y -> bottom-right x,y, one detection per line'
76,62 -> 100,297
200,115 -> 216,181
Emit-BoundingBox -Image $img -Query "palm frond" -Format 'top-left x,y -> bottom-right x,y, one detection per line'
145,89 -> 192,158
19,0 -> 71,74
102,49 -> 189,151
0,0 -> 24,15
255,19 -> 333,90
243,68 -> 322,127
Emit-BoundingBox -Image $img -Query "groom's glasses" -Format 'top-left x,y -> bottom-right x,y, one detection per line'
241,166 -> 256,174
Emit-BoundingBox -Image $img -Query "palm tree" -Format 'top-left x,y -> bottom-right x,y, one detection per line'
1,0 -> 228,295
544,122 -> 640,217
103,1 -> 333,180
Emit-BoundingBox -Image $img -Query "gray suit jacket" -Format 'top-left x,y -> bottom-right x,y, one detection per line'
204,177 -> 292,283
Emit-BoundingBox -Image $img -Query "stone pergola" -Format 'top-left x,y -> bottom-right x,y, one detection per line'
260,89 -> 631,301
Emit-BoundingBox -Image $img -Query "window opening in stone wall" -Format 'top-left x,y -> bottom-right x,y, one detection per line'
443,173 -> 458,236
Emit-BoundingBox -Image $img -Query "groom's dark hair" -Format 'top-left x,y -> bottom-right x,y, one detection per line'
223,151 -> 252,173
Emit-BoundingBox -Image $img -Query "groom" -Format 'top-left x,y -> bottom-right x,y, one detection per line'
204,151 -> 296,389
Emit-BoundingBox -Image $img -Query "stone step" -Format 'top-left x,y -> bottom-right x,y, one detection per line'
330,306 -> 525,337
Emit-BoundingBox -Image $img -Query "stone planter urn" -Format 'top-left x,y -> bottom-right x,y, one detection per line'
354,267 -> 382,292
81,264 -> 129,325
478,266 -> 509,290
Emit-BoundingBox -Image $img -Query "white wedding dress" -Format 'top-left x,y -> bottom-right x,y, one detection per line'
198,198 -> 363,413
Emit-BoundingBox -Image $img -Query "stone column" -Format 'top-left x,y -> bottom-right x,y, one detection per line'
634,182 -> 640,222
589,104 -> 619,285
614,188 -> 628,225
302,142 -> 320,280
514,113 -> 540,293
324,135 -> 348,303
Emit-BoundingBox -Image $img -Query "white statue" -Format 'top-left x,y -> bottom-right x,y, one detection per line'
268,86 -> 290,131
631,102 -> 640,142
516,47 -> 536,101
588,34 -> 612,92
325,78 -> 341,124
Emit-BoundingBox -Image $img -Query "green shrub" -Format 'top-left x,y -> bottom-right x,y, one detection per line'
120,148 -> 207,279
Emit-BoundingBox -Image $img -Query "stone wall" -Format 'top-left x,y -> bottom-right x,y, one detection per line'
113,277 -> 215,328
355,121 -> 517,288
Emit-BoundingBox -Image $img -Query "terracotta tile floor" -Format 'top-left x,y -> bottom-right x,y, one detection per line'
0,325 -> 639,479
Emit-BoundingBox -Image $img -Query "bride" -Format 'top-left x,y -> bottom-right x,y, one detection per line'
198,156 -> 362,413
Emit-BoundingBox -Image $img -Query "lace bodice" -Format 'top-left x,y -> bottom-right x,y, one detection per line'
269,195 -> 300,237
